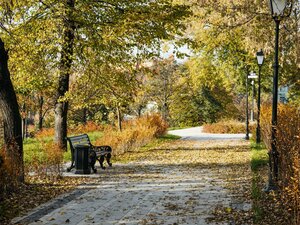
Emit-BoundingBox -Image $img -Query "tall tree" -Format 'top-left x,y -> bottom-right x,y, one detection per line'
0,38 -> 23,181
146,56 -> 179,122
0,0 -> 34,182
187,0 -> 299,97
53,0 -> 190,140
2,0 -> 190,148
54,0 -> 75,149
69,58 -> 138,131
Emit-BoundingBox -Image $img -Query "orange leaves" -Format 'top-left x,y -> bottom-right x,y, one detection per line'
72,121 -> 104,134
260,104 -> 300,224
202,119 -> 256,134
35,128 -> 55,138
96,114 -> 167,155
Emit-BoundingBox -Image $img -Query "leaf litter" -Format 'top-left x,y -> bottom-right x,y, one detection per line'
1,138 -> 255,225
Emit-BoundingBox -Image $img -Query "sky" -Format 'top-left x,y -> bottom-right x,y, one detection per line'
161,43 -> 191,63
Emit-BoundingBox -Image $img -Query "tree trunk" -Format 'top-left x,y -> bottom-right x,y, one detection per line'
162,102 -> 168,122
38,95 -> 44,131
54,0 -> 75,150
82,107 -> 87,124
162,73 -> 168,121
137,105 -> 143,117
116,106 -> 122,132
0,38 -> 24,182
22,103 -> 26,140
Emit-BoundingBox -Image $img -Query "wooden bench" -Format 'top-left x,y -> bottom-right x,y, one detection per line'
66,134 -> 112,173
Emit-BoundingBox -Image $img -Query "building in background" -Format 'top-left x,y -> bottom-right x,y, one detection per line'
278,85 -> 289,104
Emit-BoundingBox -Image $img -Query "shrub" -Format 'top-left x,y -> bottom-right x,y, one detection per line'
35,128 -> 55,139
35,121 -> 104,139
96,114 -> 168,155
202,119 -> 255,134
28,142 -> 64,180
70,121 -> 104,134
261,104 -> 300,224
0,145 -> 22,201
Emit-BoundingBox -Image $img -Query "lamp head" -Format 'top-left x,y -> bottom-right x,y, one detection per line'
256,49 -> 264,66
269,0 -> 292,18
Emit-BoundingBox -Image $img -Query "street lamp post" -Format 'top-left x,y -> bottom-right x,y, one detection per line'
256,50 -> 264,144
246,72 -> 258,140
265,0 -> 292,191
249,72 -> 258,123
245,72 -> 249,140
251,80 -> 255,122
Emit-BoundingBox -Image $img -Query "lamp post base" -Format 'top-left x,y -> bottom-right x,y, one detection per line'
263,182 -> 278,193
263,173 -> 278,193
256,127 -> 261,143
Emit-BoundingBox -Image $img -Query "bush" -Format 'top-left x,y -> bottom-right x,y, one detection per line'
74,121 -> 104,134
261,104 -> 300,224
0,146 -> 22,201
35,121 -> 104,139
35,128 -> 55,139
202,119 -> 255,134
95,114 -> 168,155
29,142 -> 64,180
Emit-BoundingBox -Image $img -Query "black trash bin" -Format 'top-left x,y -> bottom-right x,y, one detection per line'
75,145 -> 91,174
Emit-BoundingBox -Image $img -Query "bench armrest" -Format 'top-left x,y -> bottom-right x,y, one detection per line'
92,145 -> 112,155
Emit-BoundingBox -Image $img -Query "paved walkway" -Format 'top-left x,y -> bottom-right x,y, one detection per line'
12,128 -> 252,225
168,127 -> 247,141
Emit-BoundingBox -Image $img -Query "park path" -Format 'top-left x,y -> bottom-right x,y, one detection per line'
167,126 -> 246,141
12,128 -> 253,225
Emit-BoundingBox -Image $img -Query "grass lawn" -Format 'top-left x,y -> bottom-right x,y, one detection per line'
250,141 -> 269,224
251,142 -> 268,172
23,131 -> 104,166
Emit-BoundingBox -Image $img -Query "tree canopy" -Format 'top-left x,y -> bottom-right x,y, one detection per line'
0,0 -> 298,133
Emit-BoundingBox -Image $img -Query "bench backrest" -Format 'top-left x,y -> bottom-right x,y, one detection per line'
67,134 -> 92,152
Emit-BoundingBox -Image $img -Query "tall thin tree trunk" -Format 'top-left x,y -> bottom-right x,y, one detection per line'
82,107 -> 87,124
116,106 -> 122,132
22,103 -> 26,140
162,73 -> 168,121
137,105 -> 142,117
54,0 -> 75,150
38,95 -> 44,131
0,38 -> 24,182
